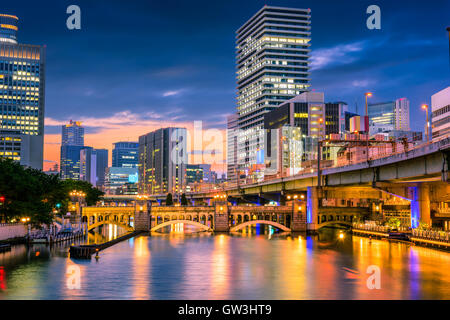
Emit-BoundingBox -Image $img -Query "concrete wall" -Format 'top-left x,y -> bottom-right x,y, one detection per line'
0,223 -> 27,241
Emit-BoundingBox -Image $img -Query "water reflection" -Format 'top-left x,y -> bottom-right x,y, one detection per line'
1,227 -> 450,299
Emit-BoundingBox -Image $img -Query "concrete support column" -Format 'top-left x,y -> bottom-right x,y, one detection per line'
306,186 -> 319,232
410,184 -> 431,228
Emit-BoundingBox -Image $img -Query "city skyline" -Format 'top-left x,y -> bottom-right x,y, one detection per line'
1,0 -> 449,171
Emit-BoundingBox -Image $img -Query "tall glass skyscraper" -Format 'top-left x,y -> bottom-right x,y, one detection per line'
112,141 -> 138,168
60,120 -> 85,179
138,128 -> 187,195
0,14 -> 46,169
368,98 -> 410,135
236,6 -> 311,173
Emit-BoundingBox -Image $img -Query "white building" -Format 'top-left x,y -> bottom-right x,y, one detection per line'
236,6 -> 311,175
432,86 -> 450,140
369,98 -> 410,135
226,114 -> 239,184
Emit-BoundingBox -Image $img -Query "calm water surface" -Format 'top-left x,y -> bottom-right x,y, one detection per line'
1,226 -> 450,299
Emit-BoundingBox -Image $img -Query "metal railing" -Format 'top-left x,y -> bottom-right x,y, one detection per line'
411,229 -> 450,243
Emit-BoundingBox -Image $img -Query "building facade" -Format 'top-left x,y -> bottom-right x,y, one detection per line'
368,98 -> 410,135
138,128 -> 187,195
236,6 -> 311,174
62,120 -> 84,146
0,129 -> 43,168
79,148 -> 108,188
226,114 -> 239,183
105,167 -> 138,195
112,141 -> 139,168
60,120 -> 84,180
0,14 -> 46,170
431,86 -> 450,139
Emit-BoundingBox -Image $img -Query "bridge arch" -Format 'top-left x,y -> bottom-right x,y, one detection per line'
230,220 -> 291,232
87,220 -> 133,232
150,220 -> 212,232
317,221 -> 352,229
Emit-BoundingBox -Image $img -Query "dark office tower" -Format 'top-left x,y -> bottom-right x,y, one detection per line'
80,148 -> 108,188
0,14 -> 46,170
60,120 -> 85,179
112,141 -> 139,168
138,128 -> 187,195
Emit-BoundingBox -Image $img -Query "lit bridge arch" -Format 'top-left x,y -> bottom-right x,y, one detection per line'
230,220 -> 291,232
150,220 -> 212,232
87,220 -> 134,232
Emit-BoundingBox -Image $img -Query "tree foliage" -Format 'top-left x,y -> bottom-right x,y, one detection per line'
166,193 -> 173,206
180,193 -> 188,206
0,158 -> 103,225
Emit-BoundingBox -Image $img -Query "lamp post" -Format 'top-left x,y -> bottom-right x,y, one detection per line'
69,190 -> 86,226
422,104 -> 429,142
364,92 -> 372,162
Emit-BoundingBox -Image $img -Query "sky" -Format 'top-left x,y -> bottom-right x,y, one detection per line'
3,0 -> 450,171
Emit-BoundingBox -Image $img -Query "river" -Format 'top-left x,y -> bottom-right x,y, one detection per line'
1,225 -> 450,299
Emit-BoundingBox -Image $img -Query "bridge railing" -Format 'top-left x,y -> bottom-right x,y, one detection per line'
411,229 -> 450,243
352,223 -> 391,233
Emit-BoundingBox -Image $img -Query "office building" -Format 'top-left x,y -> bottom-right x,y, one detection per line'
431,86 -> 450,139
60,145 -> 84,180
0,129 -> 43,168
236,6 -> 311,172
105,167 -> 138,195
80,148 -> 108,187
264,92 -> 347,176
368,98 -> 410,135
112,141 -> 139,168
60,120 -> 84,180
0,14 -> 46,170
184,164 -> 204,185
62,120 -> 84,146
226,114 -> 239,183
138,127 -> 187,195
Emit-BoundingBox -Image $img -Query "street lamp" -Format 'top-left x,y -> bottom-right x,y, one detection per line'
422,104 -> 429,142
364,92 -> 373,161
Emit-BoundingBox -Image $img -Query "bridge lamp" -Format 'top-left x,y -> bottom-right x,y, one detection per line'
422,104 -> 430,142
287,195 -> 291,200
293,195 -> 298,199
339,232 -> 344,240
298,206 -> 302,211
300,194 -> 305,200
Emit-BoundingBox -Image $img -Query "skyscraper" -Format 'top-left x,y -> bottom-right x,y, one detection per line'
62,120 -> 84,146
368,98 -> 410,135
60,120 -> 84,179
112,141 -> 139,168
138,128 -> 187,195
226,114 -> 239,183
0,14 -> 46,170
80,148 -> 108,187
236,6 -> 311,173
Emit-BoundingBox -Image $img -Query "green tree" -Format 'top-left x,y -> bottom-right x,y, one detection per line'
180,193 -> 188,206
166,193 -> 173,206
386,217 -> 401,229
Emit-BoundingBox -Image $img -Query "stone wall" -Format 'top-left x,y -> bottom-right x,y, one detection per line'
0,223 -> 27,241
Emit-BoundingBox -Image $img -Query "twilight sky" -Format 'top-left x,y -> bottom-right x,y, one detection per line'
3,0 -> 450,170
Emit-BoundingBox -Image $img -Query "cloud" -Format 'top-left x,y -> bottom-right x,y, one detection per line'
310,41 -> 367,71
162,89 -> 185,97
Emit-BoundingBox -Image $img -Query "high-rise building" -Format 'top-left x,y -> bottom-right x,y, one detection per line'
80,148 -> 108,187
431,87 -> 450,140
60,145 -> 84,180
184,164 -> 204,184
112,141 -> 139,168
236,6 -> 311,172
264,92 -> 347,176
0,14 -> 46,170
138,128 -> 187,195
60,120 -> 84,179
226,114 -> 239,183
0,129 -> 43,168
104,167 -> 138,195
368,98 -> 410,135
62,120 -> 84,146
